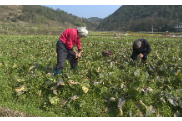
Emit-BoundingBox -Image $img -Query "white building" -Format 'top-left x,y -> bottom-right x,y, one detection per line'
174,22 -> 182,31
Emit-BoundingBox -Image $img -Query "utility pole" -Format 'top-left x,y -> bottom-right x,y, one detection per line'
152,25 -> 153,33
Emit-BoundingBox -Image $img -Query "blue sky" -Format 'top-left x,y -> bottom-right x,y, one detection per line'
43,5 -> 121,19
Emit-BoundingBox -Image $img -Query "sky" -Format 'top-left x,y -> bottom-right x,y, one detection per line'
43,5 -> 121,19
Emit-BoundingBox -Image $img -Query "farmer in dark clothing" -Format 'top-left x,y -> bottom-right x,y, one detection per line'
130,38 -> 151,62
54,27 -> 88,77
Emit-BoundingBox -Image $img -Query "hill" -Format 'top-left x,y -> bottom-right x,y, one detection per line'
97,5 -> 182,32
88,17 -> 102,22
0,5 -> 98,35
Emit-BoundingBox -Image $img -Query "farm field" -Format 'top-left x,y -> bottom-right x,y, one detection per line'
0,33 -> 182,117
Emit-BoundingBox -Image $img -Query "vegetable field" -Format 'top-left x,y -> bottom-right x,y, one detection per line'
0,33 -> 182,117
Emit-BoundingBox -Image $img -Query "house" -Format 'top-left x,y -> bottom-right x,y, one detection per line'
174,22 -> 182,31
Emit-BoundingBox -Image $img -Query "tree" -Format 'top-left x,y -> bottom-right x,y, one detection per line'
75,21 -> 86,27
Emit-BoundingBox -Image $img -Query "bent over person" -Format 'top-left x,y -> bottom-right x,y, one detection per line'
54,27 -> 88,76
130,38 -> 151,62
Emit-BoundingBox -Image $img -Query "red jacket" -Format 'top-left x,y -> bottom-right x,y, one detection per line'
59,28 -> 81,50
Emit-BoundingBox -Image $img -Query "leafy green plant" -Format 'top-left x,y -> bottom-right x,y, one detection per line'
0,35 -> 182,117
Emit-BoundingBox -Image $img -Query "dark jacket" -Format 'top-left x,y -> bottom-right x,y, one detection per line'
131,38 -> 151,60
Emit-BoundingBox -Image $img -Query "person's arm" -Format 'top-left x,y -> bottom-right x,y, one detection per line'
143,41 -> 151,57
130,45 -> 139,60
65,30 -> 79,58
77,38 -> 82,58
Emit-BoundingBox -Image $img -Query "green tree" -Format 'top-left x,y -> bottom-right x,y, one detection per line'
75,21 -> 86,27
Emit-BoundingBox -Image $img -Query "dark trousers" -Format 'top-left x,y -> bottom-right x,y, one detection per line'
131,53 -> 147,61
56,39 -> 78,70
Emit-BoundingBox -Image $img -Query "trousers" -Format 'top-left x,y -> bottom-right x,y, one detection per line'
56,39 -> 78,70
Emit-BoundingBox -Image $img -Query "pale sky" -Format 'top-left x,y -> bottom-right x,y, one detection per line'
43,5 -> 121,19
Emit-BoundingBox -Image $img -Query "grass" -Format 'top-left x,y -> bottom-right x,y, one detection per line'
0,22 -> 68,35
0,33 -> 182,117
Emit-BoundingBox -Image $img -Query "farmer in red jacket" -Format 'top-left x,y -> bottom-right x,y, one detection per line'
54,27 -> 88,76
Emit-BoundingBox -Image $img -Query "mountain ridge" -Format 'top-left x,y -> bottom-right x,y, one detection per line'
97,5 -> 182,32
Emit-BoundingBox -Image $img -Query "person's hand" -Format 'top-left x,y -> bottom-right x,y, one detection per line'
78,52 -> 81,58
138,54 -> 143,58
73,50 -> 79,58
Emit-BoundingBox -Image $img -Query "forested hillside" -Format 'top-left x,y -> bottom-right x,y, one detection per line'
0,5 -> 98,35
97,5 -> 182,32
1,5 -> 182,34
20,6 -> 98,29
88,17 -> 102,22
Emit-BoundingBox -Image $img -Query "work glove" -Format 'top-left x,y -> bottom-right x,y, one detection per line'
54,69 -> 61,76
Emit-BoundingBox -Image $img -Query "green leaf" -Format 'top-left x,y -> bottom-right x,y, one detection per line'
17,79 -> 25,82
34,63 -> 40,68
29,66 -> 35,71
130,81 -> 140,90
15,84 -> 27,93
146,105 -> 156,117
81,83 -> 90,93
174,111 -> 182,117
128,89 -> 140,98
101,87 -> 108,93
117,97 -> 125,108
82,86 -> 89,93
102,92 -> 111,100
57,77 -> 65,86
13,63 -> 18,68
49,96 -> 60,105
129,109 -> 138,117
168,98 -> 178,107
44,81 -> 52,88
85,61 -> 91,68
68,80 -> 80,85
148,62 -> 155,70
119,107 -> 123,116
134,69 -> 140,77
144,87 -> 153,94
91,68 -> 99,77
145,71 -> 149,78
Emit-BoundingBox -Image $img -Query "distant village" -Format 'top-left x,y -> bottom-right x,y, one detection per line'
166,22 -> 182,32
164,22 -> 182,37
174,22 -> 182,31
